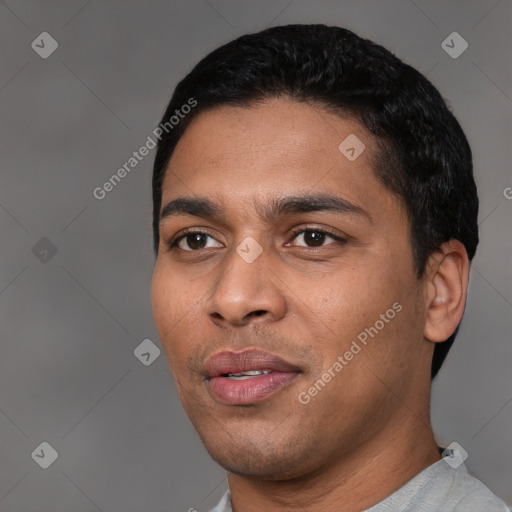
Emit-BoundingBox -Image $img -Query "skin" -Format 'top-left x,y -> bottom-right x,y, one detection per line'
151,98 -> 469,511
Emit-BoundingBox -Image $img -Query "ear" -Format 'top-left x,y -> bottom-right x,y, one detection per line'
423,240 -> 470,343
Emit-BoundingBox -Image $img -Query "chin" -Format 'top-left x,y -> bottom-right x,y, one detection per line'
199,428 -> 318,481
211,453 -> 308,481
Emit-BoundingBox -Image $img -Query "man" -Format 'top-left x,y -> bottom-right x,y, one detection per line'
150,24 -> 509,511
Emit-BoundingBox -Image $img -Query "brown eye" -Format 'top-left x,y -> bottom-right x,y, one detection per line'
173,232 -> 223,251
292,229 -> 339,248
303,230 -> 327,246
182,233 -> 207,250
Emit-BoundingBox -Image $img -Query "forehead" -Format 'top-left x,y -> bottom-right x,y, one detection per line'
160,98 -> 399,219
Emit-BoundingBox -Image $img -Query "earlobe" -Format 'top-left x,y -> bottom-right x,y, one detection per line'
423,240 -> 469,343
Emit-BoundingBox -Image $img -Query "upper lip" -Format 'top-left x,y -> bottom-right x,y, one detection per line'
204,348 -> 302,378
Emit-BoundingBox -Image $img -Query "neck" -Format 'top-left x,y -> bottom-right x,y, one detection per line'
227,409 -> 441,512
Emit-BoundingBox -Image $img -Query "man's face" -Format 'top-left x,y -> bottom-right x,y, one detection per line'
152,98 -> 433,479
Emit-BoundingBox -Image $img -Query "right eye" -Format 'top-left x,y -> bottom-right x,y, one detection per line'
171,230 -> 223,252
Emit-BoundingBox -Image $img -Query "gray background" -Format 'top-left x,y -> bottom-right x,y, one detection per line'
0,0 -> 511,510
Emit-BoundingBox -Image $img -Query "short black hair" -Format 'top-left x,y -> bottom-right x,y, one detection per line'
151,24 -> 479,379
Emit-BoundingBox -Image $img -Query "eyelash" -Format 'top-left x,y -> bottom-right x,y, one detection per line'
168,226 -> 347,252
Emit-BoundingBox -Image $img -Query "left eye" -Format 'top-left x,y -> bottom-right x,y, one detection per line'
289,229 -> 340,248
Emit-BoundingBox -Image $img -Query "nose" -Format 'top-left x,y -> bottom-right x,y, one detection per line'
205,246 -> 287,328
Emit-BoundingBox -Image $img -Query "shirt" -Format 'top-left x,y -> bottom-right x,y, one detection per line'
208,457 -> 510,512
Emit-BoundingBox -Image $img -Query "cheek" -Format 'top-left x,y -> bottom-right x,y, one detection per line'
316,261 -> 393,318
151,263 -> 196,351
315,258 -> 413,354
151,264 -> 173,329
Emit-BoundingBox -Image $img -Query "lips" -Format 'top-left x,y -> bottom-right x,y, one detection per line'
204,349 -> 302,405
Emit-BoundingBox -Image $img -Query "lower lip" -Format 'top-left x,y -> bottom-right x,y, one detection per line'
207,372 -> 300,405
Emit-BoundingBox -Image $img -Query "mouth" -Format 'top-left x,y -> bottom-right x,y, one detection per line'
204,349 -> 302,405
222,369 -> 273,380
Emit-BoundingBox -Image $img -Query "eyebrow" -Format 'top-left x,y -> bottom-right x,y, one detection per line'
159,193 -> 372,225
